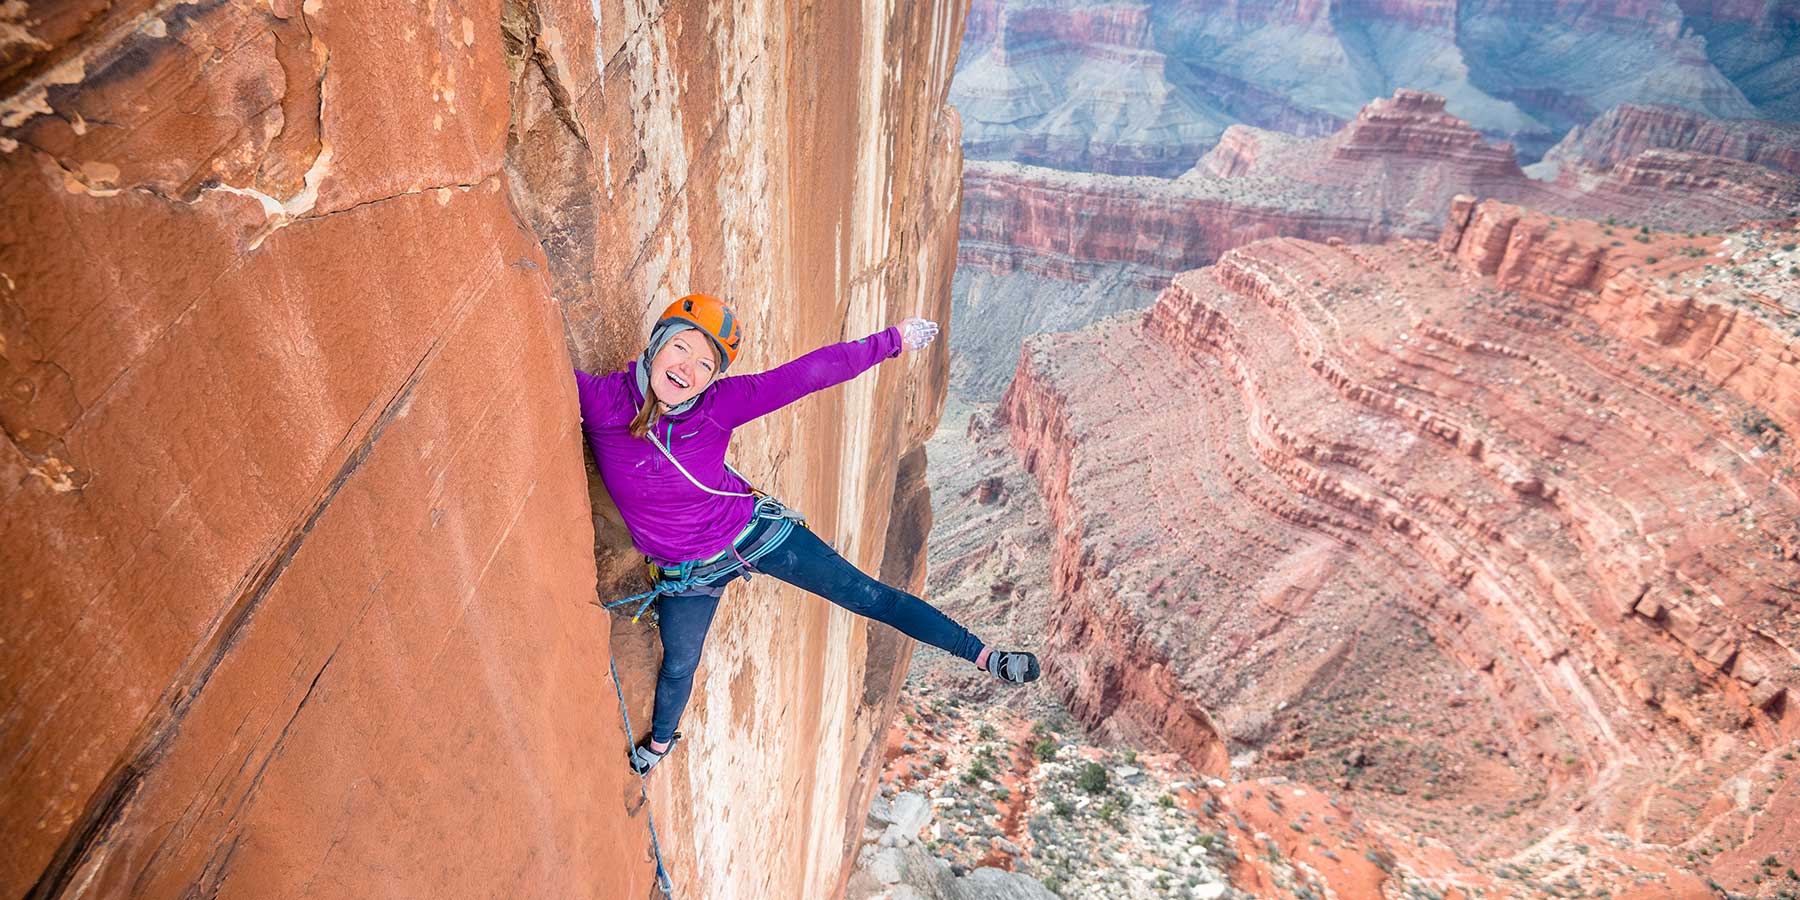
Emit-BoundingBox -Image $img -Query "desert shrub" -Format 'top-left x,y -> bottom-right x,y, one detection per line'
1077,762 -> 1109,794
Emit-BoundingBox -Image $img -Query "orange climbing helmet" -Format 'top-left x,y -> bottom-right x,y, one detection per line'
656,293 -> 742,373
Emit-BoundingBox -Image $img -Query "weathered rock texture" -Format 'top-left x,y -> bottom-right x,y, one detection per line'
0,0 -> 964,896
995,203 -> 1800,891
952,0 -> 1797,170
1535,103 -> 1800,180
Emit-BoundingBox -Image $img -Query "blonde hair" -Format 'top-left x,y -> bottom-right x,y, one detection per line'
628,390 -> 661,440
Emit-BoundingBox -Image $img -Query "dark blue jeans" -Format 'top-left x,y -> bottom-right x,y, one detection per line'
649,522 -> 985,742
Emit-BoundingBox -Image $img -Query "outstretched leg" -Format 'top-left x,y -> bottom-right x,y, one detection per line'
751,524 -> 987,663
649,590 -> 722,746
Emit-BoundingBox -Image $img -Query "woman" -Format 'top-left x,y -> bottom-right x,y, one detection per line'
575,294 -> 1040,776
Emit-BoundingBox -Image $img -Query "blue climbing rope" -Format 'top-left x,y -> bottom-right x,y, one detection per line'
609,653 -> 675,897
594,496 -> 806,894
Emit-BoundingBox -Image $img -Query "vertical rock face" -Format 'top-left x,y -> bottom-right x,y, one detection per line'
1,0 -> 962,897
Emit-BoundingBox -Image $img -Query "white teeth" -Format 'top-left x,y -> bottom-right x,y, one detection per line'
669,373 -> 688,388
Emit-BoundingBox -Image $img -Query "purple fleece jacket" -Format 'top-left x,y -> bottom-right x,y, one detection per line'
575,326 -> 902,565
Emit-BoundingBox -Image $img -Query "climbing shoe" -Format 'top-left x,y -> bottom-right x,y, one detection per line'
629,732 -> 681,776
985,649 -> 1040,684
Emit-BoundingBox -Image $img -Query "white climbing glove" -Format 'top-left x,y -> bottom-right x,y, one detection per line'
898,316 -> 940,352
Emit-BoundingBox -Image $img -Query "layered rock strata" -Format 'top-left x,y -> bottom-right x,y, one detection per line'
952,0 -> 1342,176
0,0 -> 963,896
961,92 -> 1800,293
997,204 -> 1800,888
954,0 -> 1791,170
1536,104 -> 1800,179
1194,91 -> 1800,233
952,91 -> 1800,404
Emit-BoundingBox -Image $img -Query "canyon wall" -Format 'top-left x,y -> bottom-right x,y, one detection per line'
951,0 -> 1342,176
0,0 -> 962,897
949,88 -> 1799,401
994,204 -> 1800,891
1536,103 -> 1800,178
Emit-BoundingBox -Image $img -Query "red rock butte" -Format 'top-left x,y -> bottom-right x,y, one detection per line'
0,1 -> 965,896
996,198 -> 1800,894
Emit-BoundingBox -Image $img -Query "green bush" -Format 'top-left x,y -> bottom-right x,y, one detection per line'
1077,762 -> 1110,794
1034,738 -> 1058,762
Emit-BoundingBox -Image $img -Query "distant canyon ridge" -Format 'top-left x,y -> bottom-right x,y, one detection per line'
952,0 -> 1800,175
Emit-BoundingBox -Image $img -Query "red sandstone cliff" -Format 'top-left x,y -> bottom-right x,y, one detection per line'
996,203 -> 1800,893
949,89 -> 1799,416
1538,104 -> 1800,179
957,159 -> 1390,282
0,1 -> 963,896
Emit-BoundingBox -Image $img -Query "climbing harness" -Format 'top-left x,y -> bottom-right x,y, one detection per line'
607,653 -> 676,897
598,494 -> 804,622
589,397 -> 809,896
596,510 -> 800,900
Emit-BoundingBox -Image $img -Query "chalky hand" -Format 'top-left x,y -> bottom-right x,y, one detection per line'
898,317 -> 940,352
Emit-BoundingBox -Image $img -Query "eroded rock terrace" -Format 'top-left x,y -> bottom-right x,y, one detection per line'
994,203 -> 1800,892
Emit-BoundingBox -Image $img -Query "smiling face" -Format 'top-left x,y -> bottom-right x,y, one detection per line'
647,327 -> 720,407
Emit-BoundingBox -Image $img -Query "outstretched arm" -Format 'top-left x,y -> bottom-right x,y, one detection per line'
710,318 -> 939,429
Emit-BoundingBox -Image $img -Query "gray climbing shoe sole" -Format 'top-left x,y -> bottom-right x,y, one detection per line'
986,650 -> 1040,684
629,732 -> 681,776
